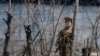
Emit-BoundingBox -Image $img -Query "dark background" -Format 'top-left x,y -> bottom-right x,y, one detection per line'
1,0 -> 100,6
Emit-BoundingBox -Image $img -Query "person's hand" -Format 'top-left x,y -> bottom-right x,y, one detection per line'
63,32 -> 70,38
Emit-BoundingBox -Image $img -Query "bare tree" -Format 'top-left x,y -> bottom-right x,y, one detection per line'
3,12 -> 12,56
86,9 -> 100,56
24,25 -> 32,56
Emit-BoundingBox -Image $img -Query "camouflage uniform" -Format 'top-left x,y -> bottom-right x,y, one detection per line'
56,27 -> 73,56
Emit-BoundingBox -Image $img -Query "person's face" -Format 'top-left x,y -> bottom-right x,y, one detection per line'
65,20 -> 72,28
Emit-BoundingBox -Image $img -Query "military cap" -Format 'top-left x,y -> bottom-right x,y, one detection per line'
64,17 -> 72,23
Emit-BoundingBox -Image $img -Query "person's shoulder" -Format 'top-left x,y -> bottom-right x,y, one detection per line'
59,28 -> 65,33
58,28 -> 65,36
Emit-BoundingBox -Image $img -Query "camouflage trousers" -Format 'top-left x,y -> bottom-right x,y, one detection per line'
59,43 -> 72,56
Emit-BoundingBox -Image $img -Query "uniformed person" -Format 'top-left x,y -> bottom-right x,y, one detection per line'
56,17 -> 73,56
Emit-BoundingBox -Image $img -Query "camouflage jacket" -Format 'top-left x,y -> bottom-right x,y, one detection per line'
56,27 -> 73,47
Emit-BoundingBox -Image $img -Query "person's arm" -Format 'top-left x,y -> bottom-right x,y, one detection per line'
55,31 -> 62,49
